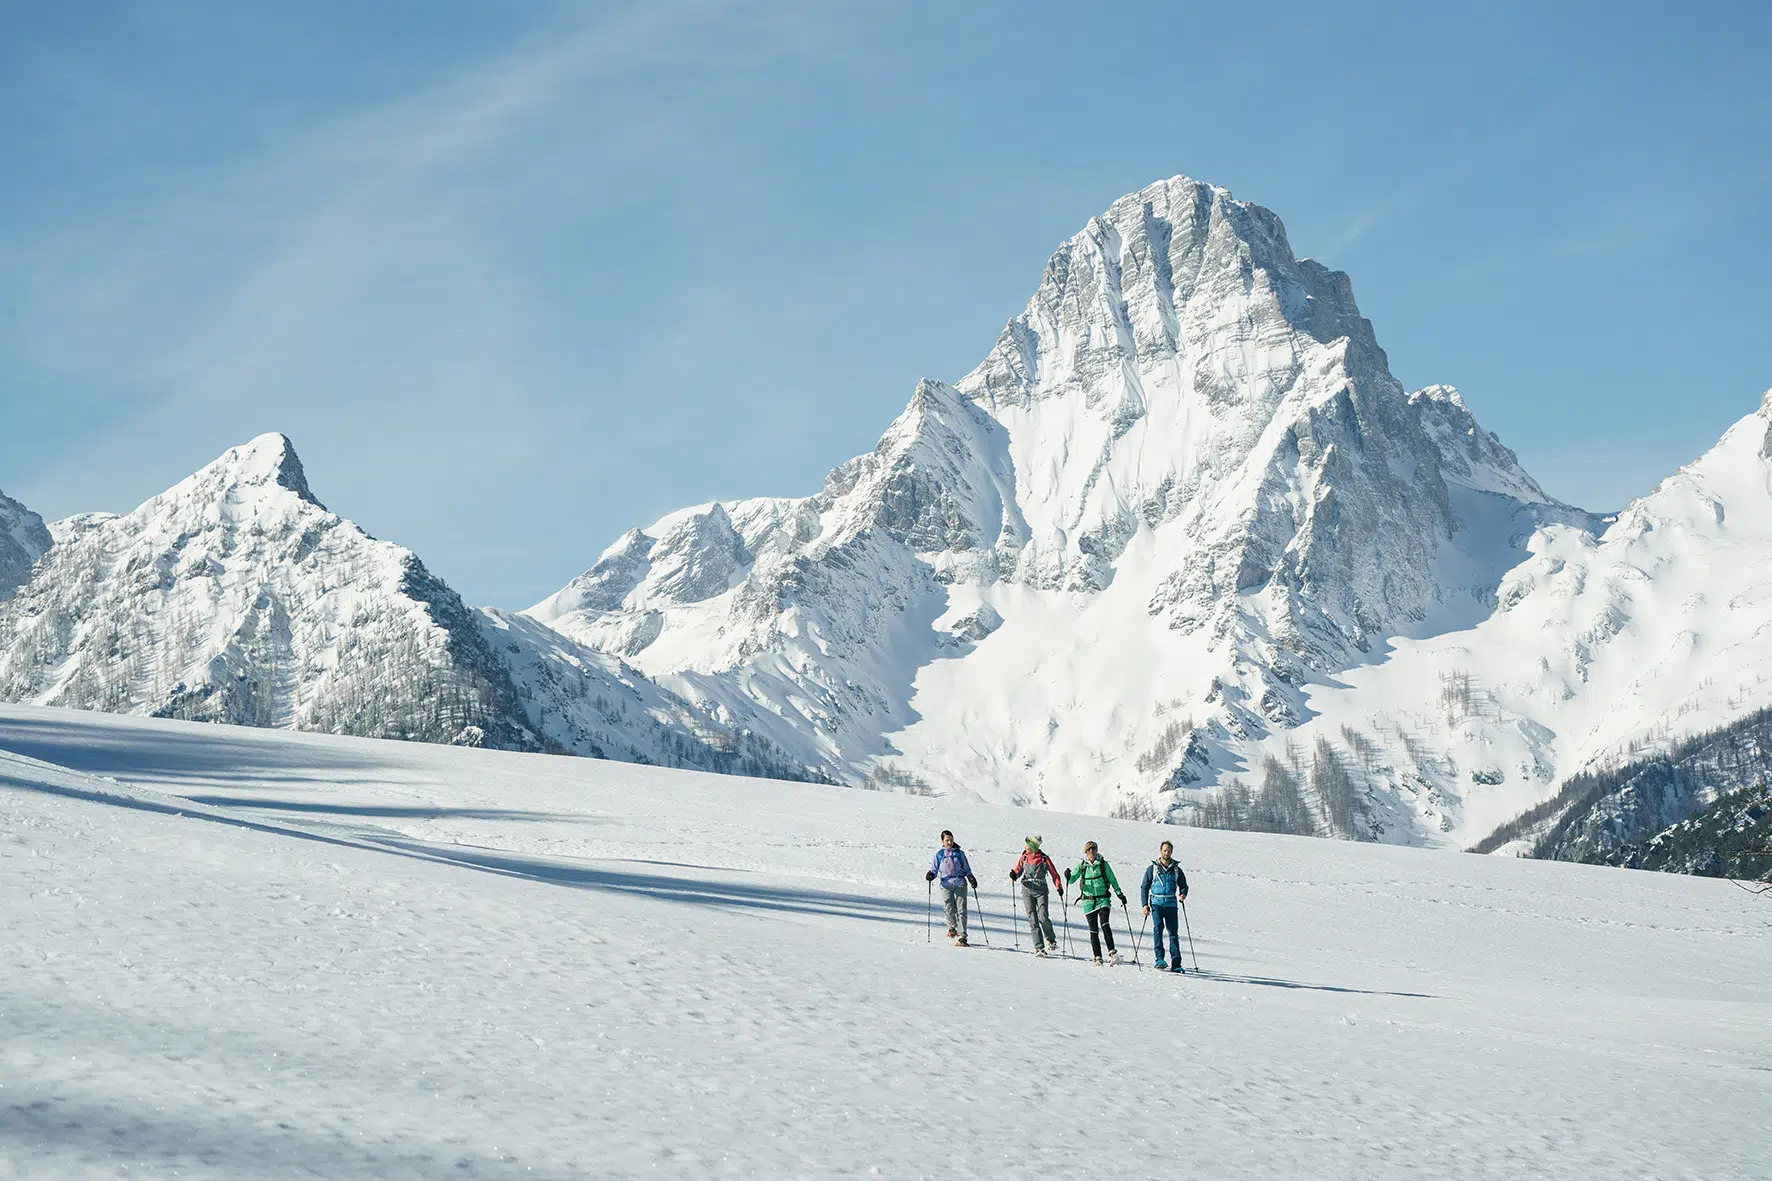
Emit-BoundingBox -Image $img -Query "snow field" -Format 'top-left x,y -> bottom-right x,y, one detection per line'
3,704 -> 1768,1178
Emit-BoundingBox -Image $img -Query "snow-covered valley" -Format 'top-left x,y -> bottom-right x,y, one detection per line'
3,704 -> 1767,1178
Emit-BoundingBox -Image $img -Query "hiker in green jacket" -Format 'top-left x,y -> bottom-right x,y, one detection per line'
1066,840 -> 1125,965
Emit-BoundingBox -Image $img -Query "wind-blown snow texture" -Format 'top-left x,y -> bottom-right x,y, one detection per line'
531,176 -> 1609,832
2,705 -> 1767,1179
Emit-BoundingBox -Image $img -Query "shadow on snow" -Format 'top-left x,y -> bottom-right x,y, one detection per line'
178,795 -> 574,822
5,767 -> 1440,1000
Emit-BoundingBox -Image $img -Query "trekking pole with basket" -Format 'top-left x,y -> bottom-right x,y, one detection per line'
1010,879 -> 1021,950
1060,886 -> 1074,956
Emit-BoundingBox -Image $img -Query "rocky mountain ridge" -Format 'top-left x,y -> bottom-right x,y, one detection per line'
0,434 -> 817,780
5,174 -> 1767,859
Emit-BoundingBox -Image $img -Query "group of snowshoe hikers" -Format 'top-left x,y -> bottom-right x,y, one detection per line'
925,831 -> 1191,970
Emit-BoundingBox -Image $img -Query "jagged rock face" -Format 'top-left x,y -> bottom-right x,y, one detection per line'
0,489 -> 52,601
531,176 -> 1573,819
0,435 -> 541,748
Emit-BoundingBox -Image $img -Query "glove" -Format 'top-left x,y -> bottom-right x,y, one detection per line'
1117,893 -> 1127,905
1064,869 -> 1073,883
967,875 -> 978,889
925,871 -> 936,882
1009,868 -> 1020,881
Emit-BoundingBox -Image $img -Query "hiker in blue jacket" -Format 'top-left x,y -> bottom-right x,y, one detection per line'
1140,840 -> 1190,973
926,830 -> 978,946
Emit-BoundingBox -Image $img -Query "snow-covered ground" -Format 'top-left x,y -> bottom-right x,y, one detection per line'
3,704 -> 1767,1179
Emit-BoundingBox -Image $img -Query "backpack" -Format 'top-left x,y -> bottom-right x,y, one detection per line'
1077,858 -> 1111,899
1017,851 -> 1052,888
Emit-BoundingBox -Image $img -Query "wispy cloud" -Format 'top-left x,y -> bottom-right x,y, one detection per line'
7,0 -> 857,584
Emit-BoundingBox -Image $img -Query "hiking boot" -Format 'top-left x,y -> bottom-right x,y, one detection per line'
1170,962 -> 1185,973
957,937 -> 969,947
947,928 -> 957,939
1155,960 -> 1168,971
1092,955 -> 1103,965
1107,949 -> 1120,965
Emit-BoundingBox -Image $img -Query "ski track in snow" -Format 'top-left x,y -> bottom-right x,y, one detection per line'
2,705 -> 1767,1179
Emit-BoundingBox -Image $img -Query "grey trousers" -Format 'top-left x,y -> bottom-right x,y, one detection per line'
942,886 -> 968,939
1022,887 -> 1058,949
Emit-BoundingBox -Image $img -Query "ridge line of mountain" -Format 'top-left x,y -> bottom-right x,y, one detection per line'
3,173 -> 1768,862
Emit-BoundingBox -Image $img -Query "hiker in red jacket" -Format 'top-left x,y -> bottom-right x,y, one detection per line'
1008,835 -> 1064,957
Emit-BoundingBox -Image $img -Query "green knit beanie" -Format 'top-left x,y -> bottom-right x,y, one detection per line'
1025,835 -> 1042,851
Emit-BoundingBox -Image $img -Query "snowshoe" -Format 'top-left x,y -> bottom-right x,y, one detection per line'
1170,963 -> 1185,974
957,937 -> 969,947
1033,946 -> 1048,958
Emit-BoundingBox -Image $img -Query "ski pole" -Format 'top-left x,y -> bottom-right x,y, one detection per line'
1122,899 -> 1142,967
1060,890 -> 1073,956
1180,896 -> 1199,971
1010,881 -> 1021,950
927,880 -> 933,944
971,882 -> 991,944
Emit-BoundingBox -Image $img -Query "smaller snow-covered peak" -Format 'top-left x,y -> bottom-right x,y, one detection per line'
206,433 -> 321,507
1412,384 -> 1468,411
130,433 -> 327,535
1406,385 -> 1553,505
1615,389 -> 1772,540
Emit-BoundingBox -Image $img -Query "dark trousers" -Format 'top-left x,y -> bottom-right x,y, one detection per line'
1150,904 -> 1180,963
1085,907 -> 1116,957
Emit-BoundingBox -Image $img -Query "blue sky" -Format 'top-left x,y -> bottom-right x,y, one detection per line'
2,1 -> 1768,607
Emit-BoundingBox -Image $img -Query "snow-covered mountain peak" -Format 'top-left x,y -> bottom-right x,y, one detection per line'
0,434 -> 542,748
529,173 -> 1583,814
956,174 -> 1382,420
151,432 -> 323,516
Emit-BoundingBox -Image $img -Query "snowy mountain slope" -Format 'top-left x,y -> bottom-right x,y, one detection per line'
531,176 -> 1591,822
478,606 -> 820,781
1272,391 -> 1772,848
0,486 -> 52,600
3,704 -> 1767,1179
0,436 -> 813,779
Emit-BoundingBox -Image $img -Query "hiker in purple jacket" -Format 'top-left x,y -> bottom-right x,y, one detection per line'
925,830 -> 979,946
